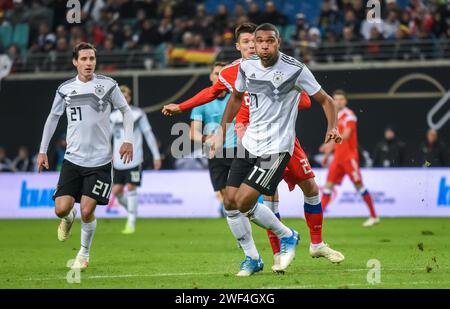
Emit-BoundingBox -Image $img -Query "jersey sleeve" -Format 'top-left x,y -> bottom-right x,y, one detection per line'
217,67 -> 235,92
110,84 -> 128,109
179,86 -> 223,111
295,65 -> 321,96
234,66 -> 247,93
344,113 -> 357,128
51,91 -> 65,116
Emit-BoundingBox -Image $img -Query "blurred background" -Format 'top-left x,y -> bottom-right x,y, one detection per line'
0,0 -> 449,218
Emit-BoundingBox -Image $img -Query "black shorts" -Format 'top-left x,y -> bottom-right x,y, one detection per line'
113,165 -> 142,186
227,151 -> 291,196
208,157 -> 233,191
53,159 -> 113,205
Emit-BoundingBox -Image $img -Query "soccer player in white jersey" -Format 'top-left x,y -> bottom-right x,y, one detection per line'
213,23 -> 342,274
36,42 -> 134,270
110,85 -> 161,234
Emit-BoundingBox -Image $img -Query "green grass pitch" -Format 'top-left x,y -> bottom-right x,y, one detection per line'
1,218 -> 449,289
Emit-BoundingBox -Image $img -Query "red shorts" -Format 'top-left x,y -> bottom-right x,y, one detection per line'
282,138 -> 315,191
327,156 -> 362,185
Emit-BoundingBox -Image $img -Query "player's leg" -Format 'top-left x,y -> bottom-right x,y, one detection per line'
298,178 -> 344,263
122,183 -> 138,233
112,184 -> 126,208
236,153 -> 299,272
224,158 -> 262,276
262,191 -> 281,261
53,159 -> 82,241
122,166 -> 141,234
113,168 -> 127,208
55,196 -> 77,241
72,195 -> 97,270
321,181 -> 335,212
346,159 -> 379,226
322,159 -> 344,212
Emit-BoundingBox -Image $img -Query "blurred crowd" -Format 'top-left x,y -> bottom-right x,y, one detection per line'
1,0 -> 450,71
1,126 -> 448,173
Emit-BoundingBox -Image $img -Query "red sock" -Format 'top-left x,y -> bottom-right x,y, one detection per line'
362,191 -> 377,218
304,210 -> 323,244
267,230 -> 280,254
321,194 -> 331,212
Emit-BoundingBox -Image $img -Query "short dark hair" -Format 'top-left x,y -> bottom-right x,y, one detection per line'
72,42 -> 97,60
333,89 -> 347,98
234,22 -> 257,41
212,61 -> 227,69
254,23 -> 280,38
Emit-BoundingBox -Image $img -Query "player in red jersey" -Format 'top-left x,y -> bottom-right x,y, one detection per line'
163,24 -> 344,268
321,90 -> 380,227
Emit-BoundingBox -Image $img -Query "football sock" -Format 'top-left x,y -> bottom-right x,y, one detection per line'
263,200 -> 281,254
321,188 -> 332,211
225,210 -> 259,260
359,187 -> 377,218
127,190 -> 137,229
304,195 -> 323,245
78,219 -> 96,257
247,203 -> 292,239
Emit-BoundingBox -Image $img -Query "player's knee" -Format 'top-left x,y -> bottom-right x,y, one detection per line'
234,193 -> 252,213
54,206 -> 69,218
80,208 -> 94,222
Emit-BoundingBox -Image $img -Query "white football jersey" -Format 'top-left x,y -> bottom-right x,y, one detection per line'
110,106 -> 160,170
50,74 -> 129,167
235,52 -> 321,156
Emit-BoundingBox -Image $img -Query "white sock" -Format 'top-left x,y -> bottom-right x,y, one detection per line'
225,210 -> 259,260
117,193 -> 128,208
263,200 -> 279,214
310,242 -> 325,250
127,190 -> 137,229
78,219 -> 97,257
63,208 -> 75,223
247,203 -> 292,239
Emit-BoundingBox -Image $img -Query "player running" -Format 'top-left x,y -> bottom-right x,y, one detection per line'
320,90 -> 380,227
163,23 -> 344,272
213,23 -> 343,274
36,42 -> 134,270
110,85 -> 161,234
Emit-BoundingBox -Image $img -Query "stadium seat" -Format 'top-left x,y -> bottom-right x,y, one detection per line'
0,24 -> 13,49
12,23 -> 30,51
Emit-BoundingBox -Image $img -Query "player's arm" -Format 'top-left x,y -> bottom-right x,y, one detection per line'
111,85 -> 134,163
296,65 -> 341,144
138,114 -> 162,170
217,90 -> 244,152
312,90 -> 341,144
162,81 -> 227,116
37,91 -> 64,173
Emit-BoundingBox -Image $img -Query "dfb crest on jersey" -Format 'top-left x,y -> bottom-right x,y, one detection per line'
272,71 -> 284,86
95,84 -> 105,96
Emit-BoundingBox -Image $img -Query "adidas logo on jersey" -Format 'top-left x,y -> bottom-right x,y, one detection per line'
70,90 -> 77,95
250,73 -> 256,78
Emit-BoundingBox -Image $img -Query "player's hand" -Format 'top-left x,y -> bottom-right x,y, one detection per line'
162,104 -> 181,116
119,142 -> 133,164
153,159 -> 162,170
37,153 -> 49,173
325,128 -> 342,144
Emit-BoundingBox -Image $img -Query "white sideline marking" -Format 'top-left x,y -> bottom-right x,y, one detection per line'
21,272 -> 223,282
19,267 -> 449,282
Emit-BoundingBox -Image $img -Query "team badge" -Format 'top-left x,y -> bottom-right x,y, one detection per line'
95,84 -> 105,96
272,71 -> 284,86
